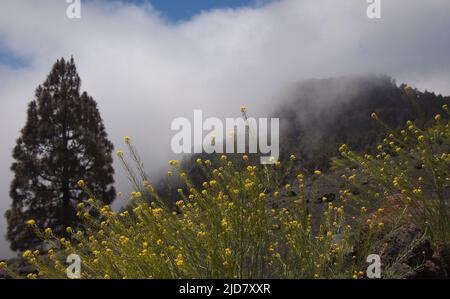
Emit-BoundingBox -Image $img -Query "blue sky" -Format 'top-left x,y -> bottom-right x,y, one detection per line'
124,0 -> 260,21
0,40 -> 27,69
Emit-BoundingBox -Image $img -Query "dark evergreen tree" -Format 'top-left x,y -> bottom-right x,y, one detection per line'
5,57 -> 115,251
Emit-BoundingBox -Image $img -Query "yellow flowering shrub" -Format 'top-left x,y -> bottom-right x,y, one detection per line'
14,100 -> 449,279
22,139 -> 372,279
335,103 -> 450,247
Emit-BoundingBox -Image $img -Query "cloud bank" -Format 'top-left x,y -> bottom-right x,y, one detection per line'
0,0 -> 449,257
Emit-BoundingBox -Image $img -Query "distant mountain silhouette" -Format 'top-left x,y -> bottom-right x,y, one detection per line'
153,75 -> 450,201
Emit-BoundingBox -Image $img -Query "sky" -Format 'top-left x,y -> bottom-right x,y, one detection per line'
0,41 -> 27,68
0,0 -> 261,68
0,0 -> 450,258
121,0 -> 262,21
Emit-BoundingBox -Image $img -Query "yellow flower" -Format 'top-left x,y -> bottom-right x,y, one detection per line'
66,227 -> 73,234
289,154 -> 296,161
240,106 -> 246,113
0,262 -> 6,269
124,136 -> 131,143
26,219 -> 36,226
404,85 -> 413,94
221,218 -> 228,228
119,236 -> 129,245
197,231 -> 206,238
360,206 -> 367,213
274,191 -> 280,198
220,155 -> 227,161
22,250 -> 32,258
156,239 -> 163,246
176,254 -> 184,267
169,160 -> 179,166
371,112 -> 378,120
152,208 -> 163,217
131,191 -> 142,199
116,150 -> 124,157
259,193 -> 266,200
314,170 -> 322,176
44,228 -> 53,235
77,180 -> 85,188
434,114 -> 441,121
225,248 -> 232,256
242,155 -> 248,161
196,158 -> 202,165
339,144 -> 348,152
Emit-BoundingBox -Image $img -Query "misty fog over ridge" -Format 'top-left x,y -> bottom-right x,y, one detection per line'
1,0 -> 450,258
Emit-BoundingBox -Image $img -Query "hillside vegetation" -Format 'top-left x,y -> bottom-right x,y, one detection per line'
1,79 -> 448,279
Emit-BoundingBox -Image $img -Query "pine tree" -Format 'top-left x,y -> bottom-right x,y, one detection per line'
5,57 -> 115,251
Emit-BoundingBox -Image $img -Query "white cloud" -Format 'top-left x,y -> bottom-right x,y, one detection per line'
0,0 -> 449,257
